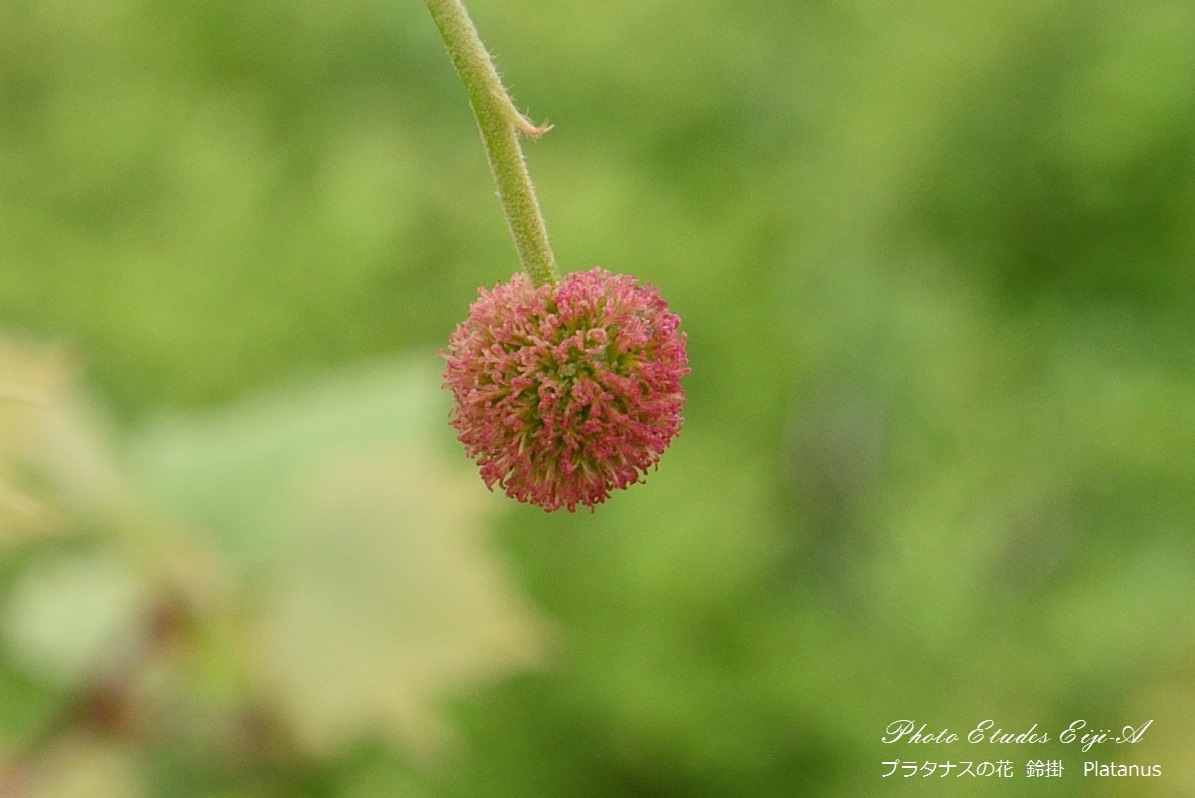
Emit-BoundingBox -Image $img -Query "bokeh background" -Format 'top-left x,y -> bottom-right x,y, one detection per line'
2,0 -> 1195,795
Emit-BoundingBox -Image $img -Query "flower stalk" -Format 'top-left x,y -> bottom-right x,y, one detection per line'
424,0 -> 560,287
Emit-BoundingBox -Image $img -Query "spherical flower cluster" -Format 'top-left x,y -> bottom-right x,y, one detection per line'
442,268 -> 689,512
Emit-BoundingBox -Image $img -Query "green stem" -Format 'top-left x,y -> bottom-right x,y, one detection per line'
424,0 -> 560,287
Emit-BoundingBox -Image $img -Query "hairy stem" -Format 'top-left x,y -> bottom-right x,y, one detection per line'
424,0 -> 560,286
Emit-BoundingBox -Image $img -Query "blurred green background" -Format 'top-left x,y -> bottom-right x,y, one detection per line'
2,0 -> 1195,795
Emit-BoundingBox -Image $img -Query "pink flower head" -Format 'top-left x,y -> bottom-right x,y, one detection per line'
442,268 -> 689,512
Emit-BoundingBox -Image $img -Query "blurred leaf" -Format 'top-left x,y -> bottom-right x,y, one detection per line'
0,336 -> 72,534
1,550 -> 148,686
130,356 -> 548,755
19,740 -> 143,798
0,333 -> 145,543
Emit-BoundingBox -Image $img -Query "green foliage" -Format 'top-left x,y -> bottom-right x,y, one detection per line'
2,0 -> 1195,795
131,357 -> 546,757
0,344 -> 543,795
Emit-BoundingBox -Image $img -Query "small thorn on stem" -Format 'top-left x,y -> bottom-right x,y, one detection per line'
517,114 -> 553,139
